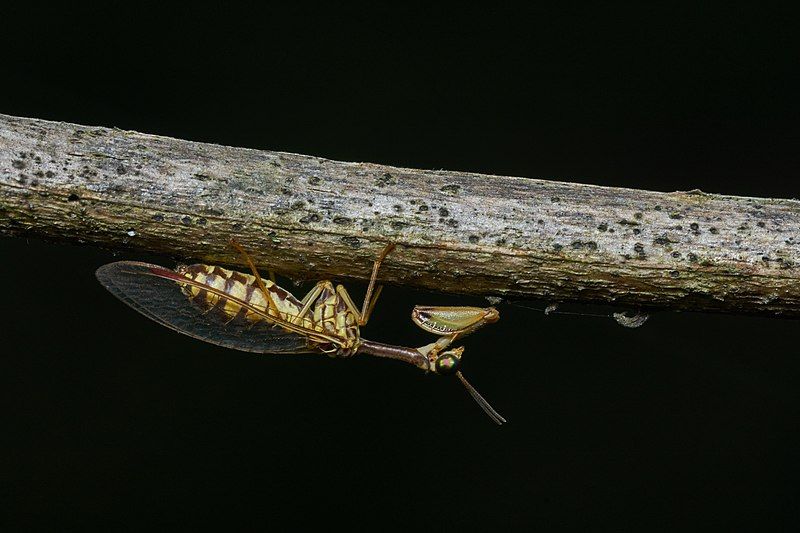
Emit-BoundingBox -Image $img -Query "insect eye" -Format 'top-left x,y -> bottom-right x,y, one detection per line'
435,352 -> 461,375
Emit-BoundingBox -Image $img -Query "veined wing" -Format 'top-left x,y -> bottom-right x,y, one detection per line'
96,261 -> 339,354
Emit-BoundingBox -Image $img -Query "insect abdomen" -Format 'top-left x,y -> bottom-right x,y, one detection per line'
177,265 -> 310,327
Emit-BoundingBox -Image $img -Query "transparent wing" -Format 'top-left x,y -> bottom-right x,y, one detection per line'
96,261 -> 317,354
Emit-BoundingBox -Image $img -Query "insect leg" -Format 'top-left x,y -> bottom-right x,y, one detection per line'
295,282 -> 327,322
335,284 -> 363,319
337,284 -> 385,326
362,285 -> 383,324
357,242 -> 395,326
228,238 -> 281,315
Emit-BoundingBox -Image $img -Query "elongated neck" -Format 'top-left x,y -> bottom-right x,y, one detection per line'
356,339 -> 429,371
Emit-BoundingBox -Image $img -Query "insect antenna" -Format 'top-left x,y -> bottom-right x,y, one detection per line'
456,371 -> 506,425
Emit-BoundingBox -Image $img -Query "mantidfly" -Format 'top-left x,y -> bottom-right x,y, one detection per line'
95,240 -> 506,424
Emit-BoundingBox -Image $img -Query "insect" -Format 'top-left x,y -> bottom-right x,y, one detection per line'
95,241 -> 505,424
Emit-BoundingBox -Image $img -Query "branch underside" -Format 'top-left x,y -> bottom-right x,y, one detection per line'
1,114 -> 799,317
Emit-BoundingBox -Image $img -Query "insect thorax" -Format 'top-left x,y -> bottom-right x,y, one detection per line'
310,281 -> 360,354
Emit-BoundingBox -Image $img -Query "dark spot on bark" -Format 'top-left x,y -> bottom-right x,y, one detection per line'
537,219 -> 544,225
392,204 -> 402,212
669,213 -> 684,219
197,218 -> 207,226
181,216 -> 192,225
79,166 -> 97,179
608,228 -> 614,233
468,235 -> 480,243
550,196 -> 560,203
762,256 -> 770,262
597,223 -> 608,232
152,214 -> 165,222
688,253 -> 698,263
654,205 -> 662,211
418,204 -> 429,212
375,172 -> 397,187
619,219 -> 640,226
291,201 -> 306,210
194,173 -> 210,180
634,212 -> 643,220
33,170 -> 44,178
690,223 -> 700,234
709,227 -> 719,234
299,213 -> 321,223
446,218 -> 459,227
45,171 -> 54,178
67,193 -> 80,202
280,188 -> 291,195
633,228 -> 641,235
391,221 -> 409,230
438,207 -> 449,217
571,241 -> 598,251
671,251 -> 681,258
653,236 -> 675,246
757,221 -> 766,228
440,184 -> 460,194
753,204 -> 763,209
633,243 -> 646,259
116,165 -> 127,175
341,236 -> 361,248
12,160 -> 25,169
669,270 -> 680,278
553,243 -> 563,252
308,176 -> 321,185
496,238 -> 507,246
333,216 -> 352,225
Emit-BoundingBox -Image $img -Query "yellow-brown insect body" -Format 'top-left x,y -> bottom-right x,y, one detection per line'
96,242 -> 506,423
177,265 -> 360,354
311,281 -> 359,352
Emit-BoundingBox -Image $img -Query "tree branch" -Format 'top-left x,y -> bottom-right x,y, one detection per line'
1,113 -> 799,317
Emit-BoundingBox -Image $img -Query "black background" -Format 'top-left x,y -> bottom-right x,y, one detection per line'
2,5 -> 799,531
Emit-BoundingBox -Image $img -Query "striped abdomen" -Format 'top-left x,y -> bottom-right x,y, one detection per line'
176,264 -> 314,330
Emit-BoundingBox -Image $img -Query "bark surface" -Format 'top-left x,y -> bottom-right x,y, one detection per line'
1,114 -> 798,317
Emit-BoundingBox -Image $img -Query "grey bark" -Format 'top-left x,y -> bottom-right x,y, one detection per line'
1,113 -> 799,317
